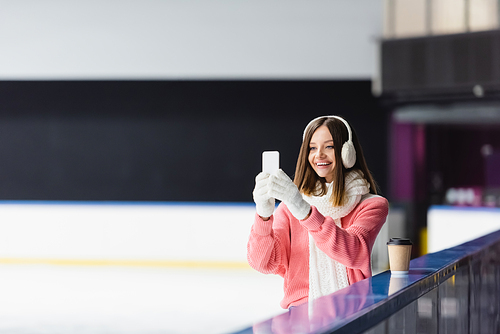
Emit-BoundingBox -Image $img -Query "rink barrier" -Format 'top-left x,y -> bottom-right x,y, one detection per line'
233,228 -> 500,334
0,200 -> 256,269
0,200 -> 396,272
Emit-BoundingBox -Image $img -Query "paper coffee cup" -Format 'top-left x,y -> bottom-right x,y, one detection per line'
387,238 -> 412,276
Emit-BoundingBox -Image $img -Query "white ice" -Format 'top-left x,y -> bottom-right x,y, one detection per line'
0,264 -> 286,334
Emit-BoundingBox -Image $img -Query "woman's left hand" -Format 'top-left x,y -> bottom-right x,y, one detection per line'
268,169 -> 311,220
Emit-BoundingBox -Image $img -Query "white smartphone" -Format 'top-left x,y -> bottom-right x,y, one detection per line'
262,151 -> 280,174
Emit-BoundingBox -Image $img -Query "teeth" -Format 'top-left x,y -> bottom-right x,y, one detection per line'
317,163 -> 330,166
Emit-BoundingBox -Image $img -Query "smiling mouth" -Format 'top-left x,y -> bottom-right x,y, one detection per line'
316,162 -> 332,167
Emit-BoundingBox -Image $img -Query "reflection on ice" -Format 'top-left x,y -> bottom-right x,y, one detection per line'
0,264 -> 285,334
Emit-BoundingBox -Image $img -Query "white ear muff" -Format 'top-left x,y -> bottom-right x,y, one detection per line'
303,115 -> 356,168
341,139 -> 356,168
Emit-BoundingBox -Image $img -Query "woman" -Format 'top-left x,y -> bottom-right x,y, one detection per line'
247,115 -> 388,309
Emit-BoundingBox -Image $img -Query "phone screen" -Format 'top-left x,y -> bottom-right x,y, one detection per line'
262,151 -> 280,174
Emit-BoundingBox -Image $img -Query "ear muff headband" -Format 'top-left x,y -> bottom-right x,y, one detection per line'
303,115 -> 357,169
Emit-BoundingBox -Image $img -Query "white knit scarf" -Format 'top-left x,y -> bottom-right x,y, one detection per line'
303,170 -> 370,304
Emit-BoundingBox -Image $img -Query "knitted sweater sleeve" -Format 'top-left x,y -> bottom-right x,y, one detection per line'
247,204 -> 291,277
299,197 -> 389,270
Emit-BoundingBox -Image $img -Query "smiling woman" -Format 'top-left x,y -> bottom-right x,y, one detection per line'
247,115 -> 388,309
308,125 -> 336,182
295,116 -> 378,207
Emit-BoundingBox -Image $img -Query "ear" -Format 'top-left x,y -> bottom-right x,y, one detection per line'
341,140 -> 356,168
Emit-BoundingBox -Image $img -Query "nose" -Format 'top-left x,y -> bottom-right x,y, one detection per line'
316,147 -> 327,158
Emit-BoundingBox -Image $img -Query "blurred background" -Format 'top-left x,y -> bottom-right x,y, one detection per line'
0,0 -> 500,333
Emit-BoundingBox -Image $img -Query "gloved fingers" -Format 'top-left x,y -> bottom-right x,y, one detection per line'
274,169 -> 294,184
270,169 -> 295,188
267,176 -> 289,196
254,177 -> 268,191
254,186 -> 270,200
255,173 -> 271,192
255,172 -> 270,183
269,171 -> 298,194
255,184 -> 276,208
254,172 -> 276,218
267,186 -> 289,203
274,169 -> 291,180
266,185 -> 279,197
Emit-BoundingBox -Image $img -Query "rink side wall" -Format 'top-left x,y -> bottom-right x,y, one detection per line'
0,201 -> 401,271
0,201 -> 256,268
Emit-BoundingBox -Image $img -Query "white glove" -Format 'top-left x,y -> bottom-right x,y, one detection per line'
252,172 -> 275,218
268,169 -> 311,220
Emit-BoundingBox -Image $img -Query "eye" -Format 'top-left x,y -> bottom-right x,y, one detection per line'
326,145 -> 334,149
309,146 -> 317,151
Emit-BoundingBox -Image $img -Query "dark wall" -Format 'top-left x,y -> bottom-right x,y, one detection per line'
0,80 -> 387,202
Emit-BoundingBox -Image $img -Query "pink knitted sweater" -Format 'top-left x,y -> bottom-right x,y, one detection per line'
247,195 -> 389,309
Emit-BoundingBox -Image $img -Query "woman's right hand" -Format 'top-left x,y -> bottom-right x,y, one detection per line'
253,172 -> 275,219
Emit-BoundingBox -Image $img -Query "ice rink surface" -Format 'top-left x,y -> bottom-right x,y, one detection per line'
0,264 -> 286,334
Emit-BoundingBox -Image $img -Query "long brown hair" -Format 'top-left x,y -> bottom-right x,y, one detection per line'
293,116 -> 378,206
